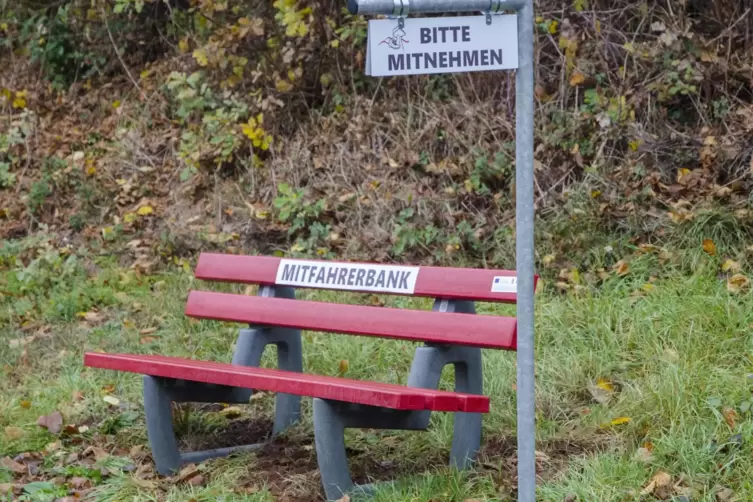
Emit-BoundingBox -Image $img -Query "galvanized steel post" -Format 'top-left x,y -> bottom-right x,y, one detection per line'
347,1 -> 537,500
514,1 -> 536,501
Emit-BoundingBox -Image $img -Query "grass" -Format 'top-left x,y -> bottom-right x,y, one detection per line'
1,236 -> 753,501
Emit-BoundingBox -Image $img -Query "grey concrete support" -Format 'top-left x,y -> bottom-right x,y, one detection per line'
143,285 -> 303,475
144,375 -> 182,475
314,399 -> 422,500
407,299 -> 483,469
314,298 -> 484,501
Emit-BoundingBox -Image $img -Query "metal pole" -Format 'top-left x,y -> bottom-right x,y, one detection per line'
347,0 -> 525,15
514,0 -> 536,501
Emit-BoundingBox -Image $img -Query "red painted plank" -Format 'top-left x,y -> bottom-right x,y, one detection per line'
84,353 -> 490,412
195,253 -> 538,303
185,291 -> 517,350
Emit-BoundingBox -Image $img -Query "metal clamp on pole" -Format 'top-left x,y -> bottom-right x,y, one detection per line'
389,0 -> 409,29
485,0 -> 502,24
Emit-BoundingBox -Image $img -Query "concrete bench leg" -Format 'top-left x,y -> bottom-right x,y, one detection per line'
313,298 -> 485,500
144,285 -> 302,475
407,299 -> 484,469
313,399 -> 427,501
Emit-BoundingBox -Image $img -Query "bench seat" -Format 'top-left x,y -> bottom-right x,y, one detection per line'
84,352 -> 490,412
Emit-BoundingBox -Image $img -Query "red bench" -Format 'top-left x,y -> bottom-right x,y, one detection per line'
84,253 -> 535,500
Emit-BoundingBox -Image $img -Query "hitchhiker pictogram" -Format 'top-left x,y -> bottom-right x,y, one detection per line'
379,26 -> 409,50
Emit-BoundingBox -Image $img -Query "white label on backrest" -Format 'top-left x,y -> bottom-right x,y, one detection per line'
491,276 -> 517,293
276,259 -> 420,294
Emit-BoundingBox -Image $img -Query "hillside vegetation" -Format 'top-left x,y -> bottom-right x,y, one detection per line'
1,0 -> 752,272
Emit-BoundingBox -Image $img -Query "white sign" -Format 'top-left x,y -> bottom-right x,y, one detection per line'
491,276 -> 517,293
276,259 -> 420,294
366,15 -> 518,77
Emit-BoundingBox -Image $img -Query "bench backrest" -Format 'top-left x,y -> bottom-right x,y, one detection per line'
187,253 -> 538,351
195,253 -> 537,303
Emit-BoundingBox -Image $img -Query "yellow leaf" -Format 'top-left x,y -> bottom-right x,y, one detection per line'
610,416 -> 632,426
275,78 -> 293,92
542,254 -> 556,266
123,213 -> 137,224
548,20 -> 559,34
330,39 -> 340,48
702,239 -> 717,256
320,73 -> 332,87
590,189 -> 602,199
20,400 -> 31,409
721,259 -> 741,273
596,378 -> 614,392
676,168 -> 691,183
569,72 -> 586,87
193,48 -> 209,67
137,205 -> 154,216
111,100 -> 121,109
640,283 -> 656,293
12,90 -> 27,109
628,139 -> 642,152
623,42 -> 635,53
178,38 -> 190,54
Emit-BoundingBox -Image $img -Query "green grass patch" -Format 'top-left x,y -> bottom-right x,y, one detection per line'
1,236 -> 752,500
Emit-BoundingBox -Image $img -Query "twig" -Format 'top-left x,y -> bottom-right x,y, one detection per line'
103,9 -> 142,96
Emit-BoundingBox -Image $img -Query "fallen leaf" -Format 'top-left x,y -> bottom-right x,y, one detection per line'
0,484 -> 12,494
136,205 -> 154,216
595,378 -> 614,392
130,477 -> 158,489
588,380 -> 613,405
19,400 -> 31,409
1,457 -> 26,474
610,416 -> 632,426
615,260 -> 630,276
139,327 -> 157,335
634,447 -> 654,463
338,359 -> 349,374
82,446 -> 109,461
78,311 -> 103,324
72,390 -> 84,402
703,239 -> 717,256
36,411 -> 63,434
68,477 -> 91,489
335,495 -> 351,502
721,260 -> 741,273
192,48 -> 209,66
187,474 -> 205,486
722,406 -> 737,428
727,274 -> 750,293
716,487 -> 735,501
4,426 -> 23,440
220,406 -> 242,418
641,470 -> 672,496
177,464 -> 201,483
569,72 -> 586,86
103,395 -> 120,407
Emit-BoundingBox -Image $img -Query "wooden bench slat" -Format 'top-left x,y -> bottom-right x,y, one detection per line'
84,353 -> 490,412
185,291 -> 517,350
195,253 -> 533,303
